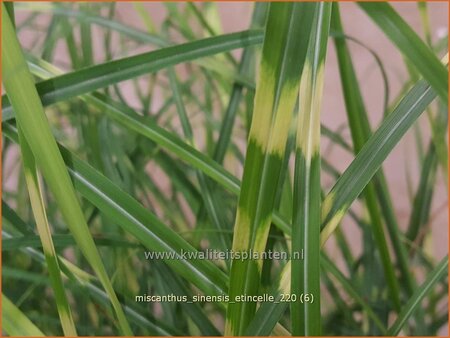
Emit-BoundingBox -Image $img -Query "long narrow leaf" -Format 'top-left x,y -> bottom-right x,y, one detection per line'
387,255 -> 448,335
406,143 -> 438,242
2,295 -> 45,336
1,29 -> 263,120
225,3 -> 316,334
321,81 -> 436,248
359,2 -> 448,103
330,3 -> 402,312
18,127 -> 77,336
292,3 -> 331,335
1,5 -> 131,334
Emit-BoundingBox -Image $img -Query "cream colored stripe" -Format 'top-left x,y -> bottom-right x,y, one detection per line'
248,62 -> 276,152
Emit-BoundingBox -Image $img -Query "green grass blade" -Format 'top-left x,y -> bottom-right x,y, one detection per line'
225,3 -> 316,334
4,1 -> 14,26
320,79 -> 436,246
418,2 -> 432,47
245,262 -> 291,335
1,29 -> 263,121
330,3 -> 402,312
41,14 -> 61,62
406,142 -> 438,242
59,14 -> 81,69
18,127 -> 77,336
1,5 -> 132,334
328,31 -> 391,115
359,2 -> 448,103
2,294 -> 45,336
387,255 -> 448,335
2,234 -> 138,251
133,2 -> 157,34
430,101 -> 449,183
12,10 -> 76,335
291,3 -> 331,335
79,3 -> 94,67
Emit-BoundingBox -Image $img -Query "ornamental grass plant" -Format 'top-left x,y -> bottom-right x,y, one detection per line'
1,2 -> 448,336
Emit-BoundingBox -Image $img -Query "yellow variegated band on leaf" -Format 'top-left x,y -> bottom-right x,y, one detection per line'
226,2 -> 318,335
291,3 -> 331,336
297,62 -> 325,159
18,128 -> 77,336
248,62 -> 276,152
